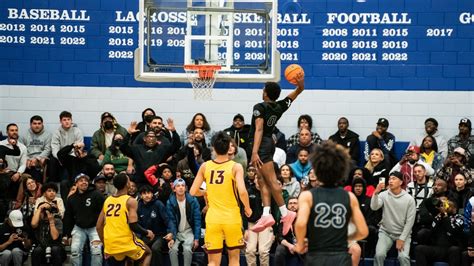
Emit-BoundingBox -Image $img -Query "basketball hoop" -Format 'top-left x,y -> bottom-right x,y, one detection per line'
184,64 -> 221,100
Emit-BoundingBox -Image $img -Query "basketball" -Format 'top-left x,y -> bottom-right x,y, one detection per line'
284,64 -> 304,85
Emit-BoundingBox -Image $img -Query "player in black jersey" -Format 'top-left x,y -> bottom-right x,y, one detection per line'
249,75 -> 304,236
294,141 -> 368,265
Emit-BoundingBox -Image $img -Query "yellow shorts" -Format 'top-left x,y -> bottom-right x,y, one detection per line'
108,237 -> 146,261
204,223 -> 244,253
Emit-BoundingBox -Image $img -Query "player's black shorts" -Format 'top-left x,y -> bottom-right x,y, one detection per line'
257,136 -> 275,163
305,251 -> 351,266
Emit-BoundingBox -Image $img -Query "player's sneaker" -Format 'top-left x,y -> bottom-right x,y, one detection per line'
250,215 -> 275,232
280,210 -> 296,235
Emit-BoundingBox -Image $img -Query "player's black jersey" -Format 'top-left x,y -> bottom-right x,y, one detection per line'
307,187 -> 351,253
250,97 -> 293,140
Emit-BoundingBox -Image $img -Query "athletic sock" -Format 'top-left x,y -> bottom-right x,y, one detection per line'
262,206 -> 271,216
279,205 -> 288,217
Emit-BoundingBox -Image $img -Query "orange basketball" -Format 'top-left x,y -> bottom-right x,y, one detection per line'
284,64 -> 304,85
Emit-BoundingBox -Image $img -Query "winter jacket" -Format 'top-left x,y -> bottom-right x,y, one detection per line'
166,193 -> 201,240
90,123 -> 128,158
138,197 -> 170,236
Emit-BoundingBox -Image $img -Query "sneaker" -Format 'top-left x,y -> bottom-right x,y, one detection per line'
280,210 -> 296,235
250,215 -> 275,233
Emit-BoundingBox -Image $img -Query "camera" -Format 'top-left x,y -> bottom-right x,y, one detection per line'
40,202 -> 59,216
15,228 -> 25,238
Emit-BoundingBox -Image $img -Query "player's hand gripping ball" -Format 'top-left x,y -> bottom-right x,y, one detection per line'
284,64 -> 304,85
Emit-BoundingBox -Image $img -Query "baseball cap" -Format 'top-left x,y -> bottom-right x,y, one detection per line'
424,118 -> 438,127
406,145 -> 420,154
390,171 -> 403,182
377,118 -> 389,127
93,174 -> 106,184
9,210 -> 23,227
454,147 -> 466,156
173,178 -> 186,187
75,173 -> 90,183
101,112 -> 115,122
459,118 -> 472,129
233,113 -> 245,121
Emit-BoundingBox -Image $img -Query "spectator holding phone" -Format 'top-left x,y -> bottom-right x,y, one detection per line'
0,210 -> 31,266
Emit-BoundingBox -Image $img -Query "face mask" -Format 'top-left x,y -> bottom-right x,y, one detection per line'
104,121 -> 114,130
144,115 -> 154,123
114,140 -> 123,147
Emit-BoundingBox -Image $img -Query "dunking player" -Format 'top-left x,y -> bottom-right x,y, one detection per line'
294,141 -> 368,265
249,75 -> 305,235
96,173 -> 154,266
190,132 -> 252,266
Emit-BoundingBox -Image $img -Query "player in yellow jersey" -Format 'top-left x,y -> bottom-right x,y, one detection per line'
96,173 -> 155,266
190,132 -> 252,266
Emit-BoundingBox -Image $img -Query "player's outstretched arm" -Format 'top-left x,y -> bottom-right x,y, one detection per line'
294,190 -> 312,254
286,74 -> 305,102
96,211 -> 105,243
234,163 -> 252,217
127,197 -> 155,240
190,162 -> 206,197
348,192 -> 369,241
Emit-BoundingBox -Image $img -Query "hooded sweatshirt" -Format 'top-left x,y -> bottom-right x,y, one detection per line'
290,160 -> 312,181
20,128 -> 52,159
370,188 -> 416,241
282,177 -> 301,198
51,126 -> 83,159
63,186 -> 105,236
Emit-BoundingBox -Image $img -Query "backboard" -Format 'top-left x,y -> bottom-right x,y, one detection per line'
134,0 -> 280,83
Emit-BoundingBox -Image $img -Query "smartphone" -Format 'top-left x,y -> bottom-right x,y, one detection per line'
379,177 -> 385,184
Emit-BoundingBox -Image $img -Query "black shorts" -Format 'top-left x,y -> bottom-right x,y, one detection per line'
305,251 -> 351,266
256,137 -> 275,163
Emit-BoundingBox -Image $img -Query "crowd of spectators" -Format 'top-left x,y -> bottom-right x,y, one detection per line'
0,109 -> 473,266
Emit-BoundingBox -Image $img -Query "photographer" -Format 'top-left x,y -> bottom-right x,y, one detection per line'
415,197 -> 464,265
436,147 -> 471,189
34,182 -> 65,219
31,201 -> 66,266
0,210 -> 31,266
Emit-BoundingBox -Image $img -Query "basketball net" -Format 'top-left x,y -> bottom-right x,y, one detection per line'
184,65 -> 221,100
